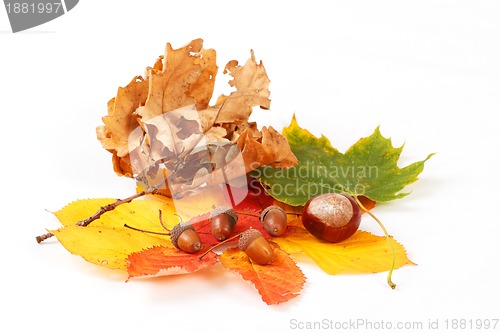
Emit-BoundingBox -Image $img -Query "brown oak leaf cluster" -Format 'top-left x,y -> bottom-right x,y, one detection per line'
96,39 -> 298,193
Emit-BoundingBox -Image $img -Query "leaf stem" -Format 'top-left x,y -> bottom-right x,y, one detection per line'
123,223 -> 171,236
236,210 -> 301,218
285,212 -> 302,217
235,211 -> 260,218
354,196 -> 396,289
35,187 -> 160,244
198,232 -> 243,260
158,210 -> 172,232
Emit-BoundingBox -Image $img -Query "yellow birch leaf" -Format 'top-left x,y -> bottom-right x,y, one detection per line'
50,196 -> 180,270
53,198 -> 116,226
53,196 -> 178,231
273,226 -> 414,275
50,226 -> 171,270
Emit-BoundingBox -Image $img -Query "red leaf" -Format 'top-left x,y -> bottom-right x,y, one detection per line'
358,195 -> 376,211
126,246 -> 218,279
233,178 -> 274,211
190,209 -> 269,246
187,180 -> 276,246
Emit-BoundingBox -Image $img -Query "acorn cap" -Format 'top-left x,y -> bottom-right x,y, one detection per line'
210,205 -> 238,222
170,222 -> 195,249
259,205 -> 286,221
238,229 -> 263,251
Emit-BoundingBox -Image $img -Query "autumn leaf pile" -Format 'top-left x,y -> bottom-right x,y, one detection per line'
38,39 -> 433,305
95,38 -> 297,189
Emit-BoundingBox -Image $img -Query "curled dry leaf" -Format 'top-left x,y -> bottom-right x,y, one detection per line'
96,39 -> 298,194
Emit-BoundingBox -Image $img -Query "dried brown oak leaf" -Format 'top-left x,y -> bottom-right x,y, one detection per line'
96,38 -> 297,183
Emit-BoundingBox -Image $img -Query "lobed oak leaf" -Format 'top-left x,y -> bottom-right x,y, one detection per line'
236,126 -> 298,173
136,38 -> 217,121
126,246 -> 218,279
97,39 -> 297,196
96,76 -> 149,177
274,225 -> 414,275
199,50 -> 270,125
219,243 -> 305,305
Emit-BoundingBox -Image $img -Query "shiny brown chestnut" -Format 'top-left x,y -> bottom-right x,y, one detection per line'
302,193 -> 361,243
260,205 -> 287,237
170,222 -> 202,253
238,229 -> 274,265
210,206 -> 238,241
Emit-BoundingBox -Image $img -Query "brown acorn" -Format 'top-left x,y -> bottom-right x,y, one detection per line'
210,206 -> 238,241
170,222 -> 202,254
260,205 -> 287,237
238,229 -> 274,265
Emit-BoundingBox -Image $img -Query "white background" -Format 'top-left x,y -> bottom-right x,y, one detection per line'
1,1 -> 499,332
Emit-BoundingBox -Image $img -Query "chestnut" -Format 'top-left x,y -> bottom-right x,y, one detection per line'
302,193 -> 361,243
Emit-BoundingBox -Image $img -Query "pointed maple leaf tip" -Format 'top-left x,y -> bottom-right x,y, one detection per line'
375,125 -> 404,149
290,113 -> 297,125
424,152 -> 436,162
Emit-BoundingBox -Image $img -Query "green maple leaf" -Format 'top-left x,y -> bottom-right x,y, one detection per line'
256,116 -> 434,205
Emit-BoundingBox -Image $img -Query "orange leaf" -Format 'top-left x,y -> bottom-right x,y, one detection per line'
219,243 -> 305,305
126,246 -> 218,279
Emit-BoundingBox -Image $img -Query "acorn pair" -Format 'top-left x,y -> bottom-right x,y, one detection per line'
210,205 -> 288,241
168,206 -> 239,254
208,205 -> 288,265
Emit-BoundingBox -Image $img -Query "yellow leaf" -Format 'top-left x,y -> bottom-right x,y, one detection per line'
50,196 -> 179,270
54,198 -> 116,226
274,226 -> 414,275
54,196 -> 178,231
50,226 -> 171,270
